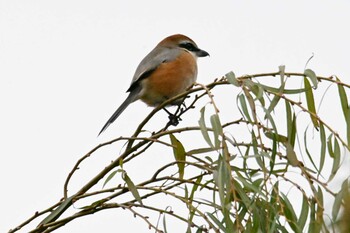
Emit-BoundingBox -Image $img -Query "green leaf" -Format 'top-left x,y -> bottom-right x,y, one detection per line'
281,193 -> 300,233
80,199 -> 105,210
332,179 -> 349,221
329,137 -> 341,182
337,78 -> 349,119
284,141 -> 299,167
238,94 -> 252,122
163,214 -> 168,233
308,197 -> 321,233
269,132 -> 277,175
319,123 -> 326,174
233,179 -> 252,210
298,195 -> 309,231
316,187 -> 324,226
187,147 -> 216,155
198,107 -> 214,148
304,77 -> 319,129
39,196 -> 74,226
249,82 -> 265,106
270,182 -> 279,205
210,114 -> 223,149
207,212 -> 226,231
264,75 -> 286,119
102,170 -> 118,188
217,159 -> 228,210
279,65 -> 285,79
332,191 -> 343,221
169,134 -> 186,179
304,128 -> 318,172
337,78 -> 350,149
259,83 -> 308,94
252,132 -> 265,171
226,71 -> 240,87
123,173 -> 143,205
236,172 -> 260,194
243,87 -> 257,122
263,107 -> 278,135
264,131 -> 288,143
251,207 -> 261,233
285,100 -> 297,147
304,69 -> 318,88
223,207 -> 235,233
346,108 -> 350,150
265,95 -> 281,119
190,176 -> 202,201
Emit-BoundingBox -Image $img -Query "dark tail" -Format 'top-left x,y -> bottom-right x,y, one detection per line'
98,92 -> 138,135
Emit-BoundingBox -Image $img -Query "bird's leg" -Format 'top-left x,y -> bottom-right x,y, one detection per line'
163,107 -> 181,126
163,96 -> 191,126
163,100 -> 188,126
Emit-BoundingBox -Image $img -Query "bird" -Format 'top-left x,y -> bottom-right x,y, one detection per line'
99,34 -> 209,135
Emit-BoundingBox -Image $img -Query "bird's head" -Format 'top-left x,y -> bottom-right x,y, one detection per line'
158,34 -> 209,58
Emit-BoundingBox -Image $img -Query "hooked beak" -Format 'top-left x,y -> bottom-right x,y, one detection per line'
196,49 -> 210,57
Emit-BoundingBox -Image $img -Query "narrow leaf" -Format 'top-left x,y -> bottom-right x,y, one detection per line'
252,132 -> 265,171
259,83 -> 308,94
281,193 -> 300,233
284,141 -> 299,167
279,65 -> 285,79
102,170 -> 118,188
264,131 -> 288,143
123,173 -> 143,205
187,147 -> 216,155
163,214 -> 168,233
304,69 -> 318,88
298,195 -> 309,231
337,78 -> 349,119
319,123 -> 326,174
169,134 -> 186,179
249,82 -> 265,106
265,75 -> 285,119
304,128 -> 319,171
316,187 -> 324,227
39,196 -> 74,225
233,179 -> 252,209
308,198 -> 321,233
285,100 -> 297,147
332,189 -> 343,221
217,159 -> 228,210
226,71 -> 240,87
210,114 -> 223,149
190,176 -> 202,201
269,132 -> 277,176
198,107 -> 214,148
332,179 -> 349,221
243,87 -> 257,121
265,95 -> 281,119
239,94 -> 252,122
337,78 -> 350,148
207,212 -> 226,231
329,137 -> 341,182
304,77 -> 319,129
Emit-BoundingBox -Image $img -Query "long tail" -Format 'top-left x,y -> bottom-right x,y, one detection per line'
98,91 -> 138,135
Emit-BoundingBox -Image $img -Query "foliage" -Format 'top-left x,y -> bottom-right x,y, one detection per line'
9,68 -> 350,233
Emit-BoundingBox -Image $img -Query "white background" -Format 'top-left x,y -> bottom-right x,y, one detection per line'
1,1 -> 350,232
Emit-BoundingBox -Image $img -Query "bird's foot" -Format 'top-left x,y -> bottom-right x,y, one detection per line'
168,114 -> 182,126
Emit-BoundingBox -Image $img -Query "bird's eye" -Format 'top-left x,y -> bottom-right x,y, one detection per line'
179,42 -> 198,52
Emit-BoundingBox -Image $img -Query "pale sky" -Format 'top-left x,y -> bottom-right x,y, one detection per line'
1,1 -> 350,232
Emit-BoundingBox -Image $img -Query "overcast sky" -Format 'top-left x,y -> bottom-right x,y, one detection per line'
1,1 -> 350,232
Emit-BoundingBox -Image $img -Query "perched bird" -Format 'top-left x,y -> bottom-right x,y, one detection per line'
99,34 -> 209,135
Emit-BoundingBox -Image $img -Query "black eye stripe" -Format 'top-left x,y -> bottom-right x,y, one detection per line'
179,42 -> 199,52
